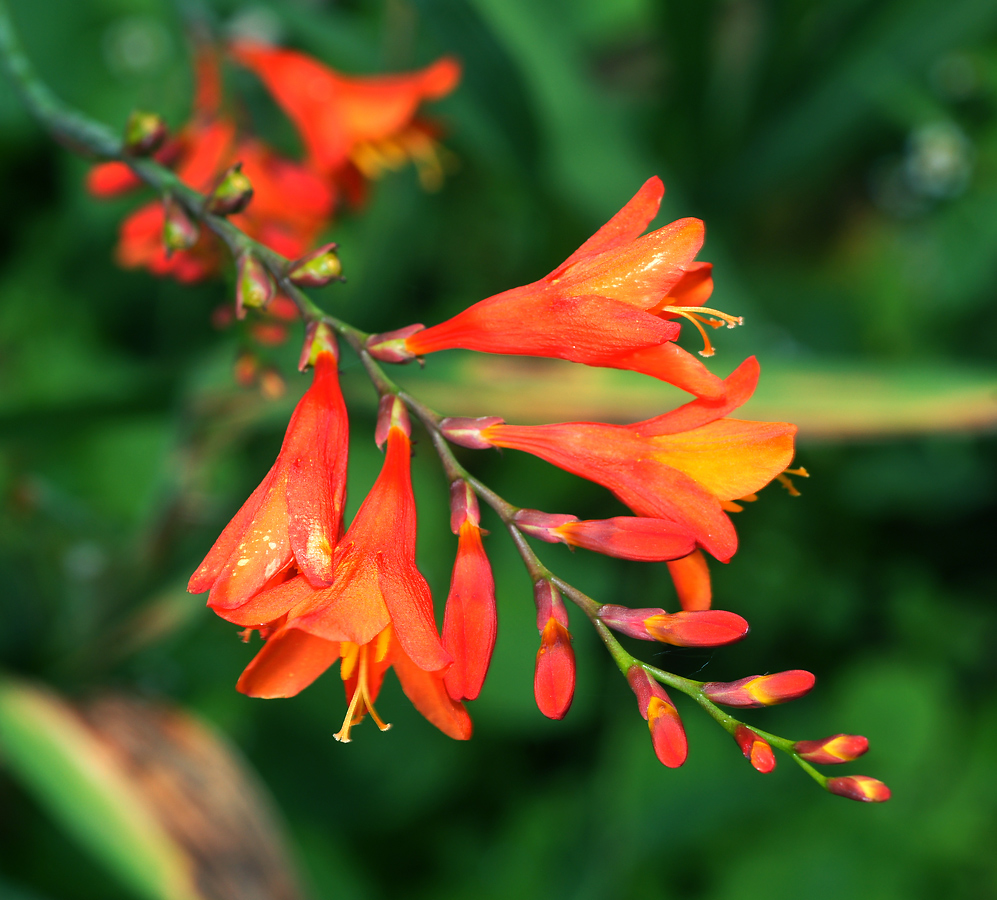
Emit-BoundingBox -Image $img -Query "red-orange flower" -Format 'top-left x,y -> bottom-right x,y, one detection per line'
377,177 -> 737,398
443,357 -> 796,563
89,50 -> 336,283
188,327 -> 348,611
230,41 -> 461,191
210,398 -> 470,741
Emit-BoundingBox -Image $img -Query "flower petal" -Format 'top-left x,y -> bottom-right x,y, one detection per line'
391,642 -> 472,740
236,626 -> 340,698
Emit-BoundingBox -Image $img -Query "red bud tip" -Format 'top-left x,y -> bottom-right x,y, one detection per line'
702,670 -> 816,708
514,509 -> 579,543
734,725 -> 776,773
124,110 -> 167,155
438,416 -> 504,449
449,480 -> 480,532
236,252 -> 275,318
162,195 -> 199,254
443,520 -> 497,701
298,321 -> 339,371
206,163 -> 254,215
534,617 -> 575,720
827,775 -> 891,803
627,667 -> 687,767
366,325 -> 425,363
599,605 -> 667,640
794,734 -> 869,764
287,243 -> 343,287
557,517 -> 696,562
375,395 -> 411,448
644,610 -> 749,647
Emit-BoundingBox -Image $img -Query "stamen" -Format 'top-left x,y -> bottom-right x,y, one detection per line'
334,675 -> 365,743
657,305 -> 744,358
334,643 -> 391,741
776,467 -> 809,497
358,646 -> 391,733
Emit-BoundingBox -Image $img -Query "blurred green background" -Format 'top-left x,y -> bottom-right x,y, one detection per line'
1,0 -> 996,898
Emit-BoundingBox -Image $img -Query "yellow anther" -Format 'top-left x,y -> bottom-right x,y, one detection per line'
657,305 -> 744,357
334,642 -> 391,743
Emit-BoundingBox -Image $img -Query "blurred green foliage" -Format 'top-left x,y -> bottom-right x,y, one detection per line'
1,0 -> 996,898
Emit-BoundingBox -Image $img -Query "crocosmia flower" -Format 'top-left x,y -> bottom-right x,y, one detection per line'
230,41 -> 461,191
445,356 -> 796,563
211,398 -> 470,741
374,177 -> 741,398
188,326 -> 348,611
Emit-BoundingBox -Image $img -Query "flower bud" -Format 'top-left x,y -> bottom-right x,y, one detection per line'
644,610 -> 749,647
734,725 -> 776,773
826,775 -> 891,803
449,480 -> 480,533
124,110 -> 167,155
438,416 -> 504,449
794,734 -> 869,765
250,322 -> 288,346
627,667 -> 688,768
233,351 -> 259,387
443,515 -> 496,702
206,163 -> 254,215
259,366 -> 286,400
236,252 -> 275,318
287,243 -> 343,287
558,517 -> 696,562
366,325 -> 425,363
375,395 -> 411,448
162,195 -> 199,254
702,670 -> 815,708
298,321 -> 339,371
666,549 -> 712,611
533,581 -> 574,719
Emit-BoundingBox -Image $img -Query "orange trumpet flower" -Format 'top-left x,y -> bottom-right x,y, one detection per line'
373,177 -> 739,398
210,398 -> 470,741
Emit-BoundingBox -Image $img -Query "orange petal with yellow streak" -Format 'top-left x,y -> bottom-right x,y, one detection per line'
650,418 -> 797,502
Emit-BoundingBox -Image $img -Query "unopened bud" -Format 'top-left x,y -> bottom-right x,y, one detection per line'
249,322 -> 288,346
535,616 -> 574,720
627,667 -> 688,768
514,509 -> 579,543
439,416 -> 504,449
259,366 -> 285,400
559,517 -> 696,562
449,480 -> 480,532
702,670 -> 815,708
366,324 -> 425,363
298,321 -> 339,372
826,775 -> 891,803
734,725 -> 776,773
124,110 -> 167,155
287,243 -> 343,287
375,395 -> 411,448
533,580 -> 574,719
162,195 -> 199,254
236,252 -> 275,318
233,352 -> 259,387
206,163 -> 253,215
794,734 -> 869,765
645,610 -> 748,647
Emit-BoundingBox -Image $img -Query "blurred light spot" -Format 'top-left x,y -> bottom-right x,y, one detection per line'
225,6 -> 285,46
904,121 -> 972,200
63,541 -> 106,583
929,52 -> 978,102
102,16 -> 172,76
870,121 -> 972,217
